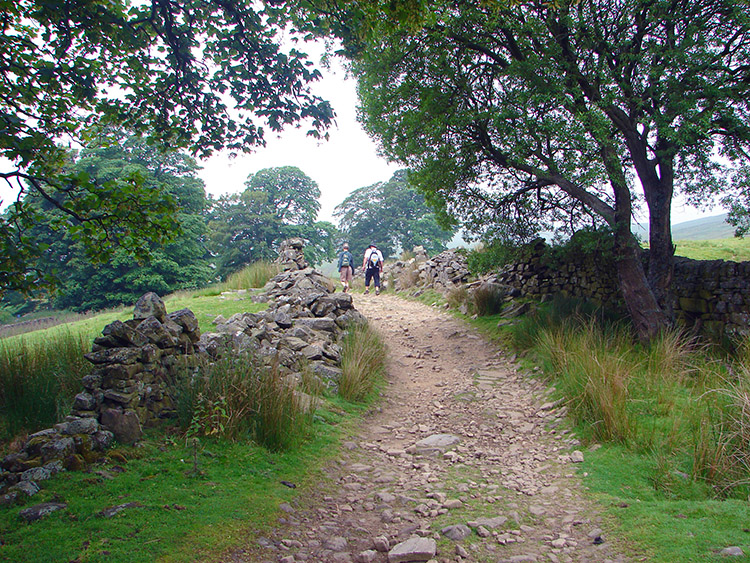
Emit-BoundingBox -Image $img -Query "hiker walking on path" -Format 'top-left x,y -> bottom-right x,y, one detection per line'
337,243 -> 354,293
362,243 -> 383,295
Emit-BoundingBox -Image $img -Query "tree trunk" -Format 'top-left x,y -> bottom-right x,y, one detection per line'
613,222 -> 670,342
643,177 -> 675,317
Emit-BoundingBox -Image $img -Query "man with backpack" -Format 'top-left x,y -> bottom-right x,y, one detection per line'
337,242 -> 354,293
362,243 -> 384,295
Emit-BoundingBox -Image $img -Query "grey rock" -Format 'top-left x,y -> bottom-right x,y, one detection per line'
373,536 -> 390,552
441,524 -> 472,541
62,416 -> 99,435
387,537 -> 436,562
100,408 -> 142,445
168,308 -> 199,334
10,481 -> 40,497
721,547 -> 744,557
133,292 -> 167,322
98,501 -> 143,518
414,433 -> 461,454
19,501 -> 67,522
324,536 -> 348,552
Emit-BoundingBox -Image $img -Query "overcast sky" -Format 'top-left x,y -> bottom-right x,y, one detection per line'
196,54 -> 401,224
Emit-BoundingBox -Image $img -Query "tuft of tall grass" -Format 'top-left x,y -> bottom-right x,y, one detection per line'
693,365 -> 750,498
446,286 -> 470,311
339,321 -> 387,402
177,354 -> 312,451
471,284 -> 506,316
538,321 -> 634,443
223,261 -> 281,290
0,331 -> 91,441
397,261 -> 421,291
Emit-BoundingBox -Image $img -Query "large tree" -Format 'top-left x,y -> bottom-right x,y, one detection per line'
334,169 -> 455,258
314,0 -> 750,341
17,134 -> 213,311
0,0 -> 333,294
207,166 -> 334,277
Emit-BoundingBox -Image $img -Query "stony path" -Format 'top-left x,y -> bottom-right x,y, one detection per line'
244,294 -> 633,563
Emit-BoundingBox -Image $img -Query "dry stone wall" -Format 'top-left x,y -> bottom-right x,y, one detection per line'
1,259 -> 366,506
488,239 -> 750,338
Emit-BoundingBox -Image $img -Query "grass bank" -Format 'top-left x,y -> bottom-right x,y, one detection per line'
463,296 -> 750,562
0,291 -> 387,563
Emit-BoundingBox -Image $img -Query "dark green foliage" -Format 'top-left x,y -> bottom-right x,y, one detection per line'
207,166 -> 337,278
333,169 -> 455,258
466,241 -> 518,275
21,134 -> 214,311
0,1 -> 333,294
545,226 -> 617,268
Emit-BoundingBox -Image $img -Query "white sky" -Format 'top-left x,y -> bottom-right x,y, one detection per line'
196,56 -> 400,224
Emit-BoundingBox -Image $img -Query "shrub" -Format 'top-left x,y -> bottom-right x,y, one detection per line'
466,241 -> 518,275
339,321 -> 387,402
0,331 -> 91,441
471,284 -> 506,316
177,354 -> 312,451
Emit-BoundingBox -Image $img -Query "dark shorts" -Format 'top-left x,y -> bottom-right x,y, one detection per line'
365,267 -> 380,288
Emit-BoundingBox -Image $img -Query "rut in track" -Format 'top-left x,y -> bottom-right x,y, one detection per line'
243,293 -> 633,563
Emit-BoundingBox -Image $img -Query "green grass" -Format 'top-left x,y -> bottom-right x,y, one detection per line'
0,330 -> 91,440
670,238 -> 750,262
583,445 -> 750,563
0,412 -> 350,563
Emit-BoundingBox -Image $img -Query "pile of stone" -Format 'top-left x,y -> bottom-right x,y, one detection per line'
79,293 -> 203,443
0,293 -> 205,504
390,248 -> 471,294
274,237 -> 309,271
204,267 -> 366,388
420,249 -> 471,290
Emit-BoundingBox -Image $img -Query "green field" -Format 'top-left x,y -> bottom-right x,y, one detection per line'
673,237 -> 750,262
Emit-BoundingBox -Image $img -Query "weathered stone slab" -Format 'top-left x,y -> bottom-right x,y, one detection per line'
414,433 -> 461,454
388,537 -> 436,563
19,502 -> 67,522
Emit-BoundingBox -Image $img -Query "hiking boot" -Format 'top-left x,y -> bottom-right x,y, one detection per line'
375,288 -> 380,295
363,289 -> 369,295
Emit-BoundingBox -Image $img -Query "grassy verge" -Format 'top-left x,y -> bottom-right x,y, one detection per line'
0,294 -> 267,442
459,296 -> 750,562
0,290 -> 388,563
672,238 -> 750,262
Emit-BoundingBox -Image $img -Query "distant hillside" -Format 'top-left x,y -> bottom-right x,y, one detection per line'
634,213 -> 736,241
672,213 -> 735,240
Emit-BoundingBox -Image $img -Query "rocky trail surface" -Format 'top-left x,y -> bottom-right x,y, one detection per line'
243,294 -> 633,563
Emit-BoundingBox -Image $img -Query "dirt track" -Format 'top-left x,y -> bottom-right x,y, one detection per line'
245,293 -> 632,563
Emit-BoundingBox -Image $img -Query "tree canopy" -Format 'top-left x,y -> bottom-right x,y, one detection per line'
207,166 -> 335,277
0,0 -> 334,294
15,134 -> 213,311
322,0 -> 750,340
334,169 -> 455,258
